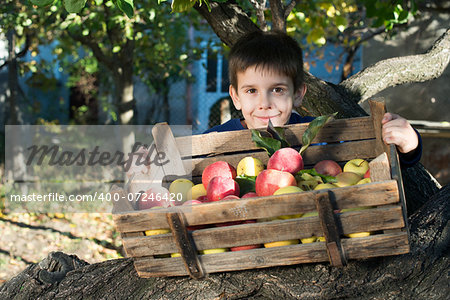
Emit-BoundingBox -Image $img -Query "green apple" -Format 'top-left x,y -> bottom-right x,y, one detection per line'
343,159 -> 369,177
237,156 -> 265,177
357,178 -> 371,185
187,183 -> 207,201
169,178 -> 194,202
334,172 -> 362,187
314,183 -> 337,190
264,239 -> 299,248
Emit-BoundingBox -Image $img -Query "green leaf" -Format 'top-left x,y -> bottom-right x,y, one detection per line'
251,129 -> 281,157
295,169 -> 336,184
30,0 -> 55,6
115,0 -> 134,18
171,0 -> 196,13
235,175 -> 256,196
63,0 -> 87,13
299,112 -> 337,156
267,119 -> 290,148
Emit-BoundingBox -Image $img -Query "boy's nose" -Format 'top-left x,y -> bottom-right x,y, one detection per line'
258,94 -> 272,109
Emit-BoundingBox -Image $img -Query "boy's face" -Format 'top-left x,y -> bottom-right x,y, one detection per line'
229,66 -> 306,129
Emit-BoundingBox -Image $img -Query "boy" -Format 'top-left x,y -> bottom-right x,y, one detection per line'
204,31 -> 421,167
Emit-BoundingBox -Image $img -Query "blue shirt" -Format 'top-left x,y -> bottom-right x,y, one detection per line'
203,113 -> 421,168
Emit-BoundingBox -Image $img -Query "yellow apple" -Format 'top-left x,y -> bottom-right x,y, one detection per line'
264,239 -> 299,248
357,178 -> 371,185
317,236 -> 326,242
237,156 -> 265,177
187,183 -> 207,201
200,248 -> 228,254
145,228 -> 170,236
314,183 -> 337,190
343,159 -> 369,177
171,252 -> 181,257
300,236 -> 317,243
334,172 -> 362,187
169,178 -> 194,202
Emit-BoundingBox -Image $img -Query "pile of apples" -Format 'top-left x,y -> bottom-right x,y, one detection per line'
138,146 -> 373,256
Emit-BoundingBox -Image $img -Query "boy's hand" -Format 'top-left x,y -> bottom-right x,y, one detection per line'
381,113 -> 418,154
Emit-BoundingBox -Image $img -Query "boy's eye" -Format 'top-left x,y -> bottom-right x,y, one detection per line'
273,87 -> 285,94
246,88 -> 257,94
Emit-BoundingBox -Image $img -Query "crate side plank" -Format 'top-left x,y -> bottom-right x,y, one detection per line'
123,206 -> 404,257
189,139 -> 378,177
133,232 -> 408,277
113,180 -> 399,233
176,117 -> 374,158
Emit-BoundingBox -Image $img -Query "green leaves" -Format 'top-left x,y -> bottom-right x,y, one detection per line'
299,113 -> 337,156
63,0 -> 87,13
235,175 -> 256,196
295,169 -> 336,184
251,130 -> 282,157
114,0 -> 134,18
171,0 -> 196,13
30,0 -> 55,6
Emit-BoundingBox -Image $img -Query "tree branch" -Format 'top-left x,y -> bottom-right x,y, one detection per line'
339,28 -> 450,104
249,0 -> 268,31
284,0 -> 299,19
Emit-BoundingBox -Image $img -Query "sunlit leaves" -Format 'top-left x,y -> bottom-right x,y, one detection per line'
114,0 -> 134,18
63,0 -> 87,13
30,0 -> 55,6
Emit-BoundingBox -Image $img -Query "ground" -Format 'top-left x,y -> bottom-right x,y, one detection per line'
0,211 -> 123,284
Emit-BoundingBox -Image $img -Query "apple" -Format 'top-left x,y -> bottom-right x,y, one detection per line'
200,248 -> 228,254
206,176 -> 240,202
202,161 -> 237,189
343,159 -> 369,177
241,192 -> 258,198
221,195 -> 240,201
334,172 -> 362,187
169,178 -> 194,203
171,253 -> 181,257
314,160 -> 342,176
264,239 -> 299,248
236,156 -> 265,177
316,236 -> 326,242
230,245 -> 261,251
182,199 -> 203,206
273,186 -> 304,219
364,169 -> 370,179
187,183 -> 207,201
138,186 -> 172,210
267,148 -> 304,174
255,169 -> 297,197
196,195 -> 208,202
314,183 -> 337,190
357,178 -> 371,185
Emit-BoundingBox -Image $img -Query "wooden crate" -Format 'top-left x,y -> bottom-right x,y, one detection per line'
112,99 -> 409,279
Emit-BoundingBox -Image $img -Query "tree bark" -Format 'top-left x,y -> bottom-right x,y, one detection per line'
1,184 -> 448,299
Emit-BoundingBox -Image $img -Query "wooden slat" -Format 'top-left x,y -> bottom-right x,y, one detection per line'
176,117 -> 374,157
188,139 -> 378,177
152,123 -> 187,176
369,99 -> 390,159
113,180 -> 399,233
369,152 -> 391,181
315,192 -> 347,266
122,205 -> 404,257
133,232 -> 409,277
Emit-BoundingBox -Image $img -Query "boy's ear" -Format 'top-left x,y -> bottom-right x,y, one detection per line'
229,85 -> 242,110
293,84 -> 307,107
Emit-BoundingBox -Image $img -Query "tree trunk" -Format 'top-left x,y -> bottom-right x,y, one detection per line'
1,184 -> 448,299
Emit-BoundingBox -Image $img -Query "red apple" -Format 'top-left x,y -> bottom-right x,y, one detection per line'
202,161 -> 237,189
182,199 -> 203,205
206,176 -> 240,202
196,195 -> 208,202
255,169 -> 297,197
230,244 -> 261,251
364,169 -> 370,179
138,186 -> 172,210
221,195 -> 240,201
267,148 -> 304,174
241,192 -> 258,198
314,160 -> 342,176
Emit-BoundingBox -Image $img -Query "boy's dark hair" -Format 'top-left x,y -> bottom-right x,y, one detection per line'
228,30 -> 304,91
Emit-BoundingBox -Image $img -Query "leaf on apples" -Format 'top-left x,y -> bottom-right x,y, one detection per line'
295,169 -> 336,184
235,175 -> 256,196
251,129 -> 281,157
299,112 -> 337,156
267,119 -> 290,148
114,0 -> 134,18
